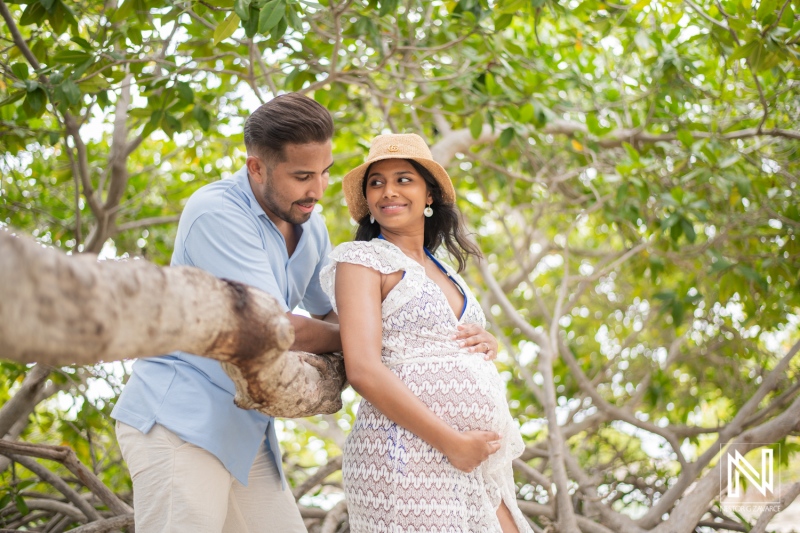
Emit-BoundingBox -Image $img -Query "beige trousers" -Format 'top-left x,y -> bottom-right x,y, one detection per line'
116,422 -> 306,533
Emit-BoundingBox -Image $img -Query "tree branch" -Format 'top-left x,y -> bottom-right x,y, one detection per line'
68,514 -> 135,533
114,214 -> 180,233
319,499 -> 348,533
651,394 -> 800,533
0,230 -> 347,418
751,481 -> 800,533
0,440 -> 132,516
0,452 -> 102,522
0,1 -> 41,70
638,338 -> 800,526
293,455 -> 343,500
0,364 -> 50,436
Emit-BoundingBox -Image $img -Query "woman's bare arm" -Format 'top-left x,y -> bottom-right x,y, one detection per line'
336,262 -> 500,472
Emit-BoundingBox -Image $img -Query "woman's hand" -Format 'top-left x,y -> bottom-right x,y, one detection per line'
442,430 -> 502,473
453,324 -> 499,361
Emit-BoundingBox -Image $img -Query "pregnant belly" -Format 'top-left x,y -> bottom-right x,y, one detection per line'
391,357 -> 504,433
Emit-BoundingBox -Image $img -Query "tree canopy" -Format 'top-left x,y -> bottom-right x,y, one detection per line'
1,0 -> 799,531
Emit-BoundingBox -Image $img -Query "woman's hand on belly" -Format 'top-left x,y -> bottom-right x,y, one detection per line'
441,430 -> 502,473
453,323 -> 498,361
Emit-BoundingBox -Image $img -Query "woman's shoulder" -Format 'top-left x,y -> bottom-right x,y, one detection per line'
328,239 -> 409,273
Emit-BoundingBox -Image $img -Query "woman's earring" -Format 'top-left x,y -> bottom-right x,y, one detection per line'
369,214 -> 375,224
424,204 -> 434,218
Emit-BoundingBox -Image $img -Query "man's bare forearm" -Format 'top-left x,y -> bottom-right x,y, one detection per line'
287,313 -> 341,354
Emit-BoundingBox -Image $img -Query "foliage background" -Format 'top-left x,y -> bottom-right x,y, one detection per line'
1,0 -> 799,531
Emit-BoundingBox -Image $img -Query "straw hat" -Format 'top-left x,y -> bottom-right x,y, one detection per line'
341,133 -> 456,222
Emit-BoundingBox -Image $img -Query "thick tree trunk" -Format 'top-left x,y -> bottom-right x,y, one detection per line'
0,230 -> 346,418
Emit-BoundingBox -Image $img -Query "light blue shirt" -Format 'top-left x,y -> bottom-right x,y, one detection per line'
111,166 -> 333,486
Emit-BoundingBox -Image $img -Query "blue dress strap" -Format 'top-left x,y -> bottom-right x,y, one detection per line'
424,248 -> 468,319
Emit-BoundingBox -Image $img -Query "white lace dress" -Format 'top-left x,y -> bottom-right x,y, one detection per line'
320,239 -> 531,533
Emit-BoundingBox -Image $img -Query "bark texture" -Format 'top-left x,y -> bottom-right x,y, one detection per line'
0,230 -> 346,418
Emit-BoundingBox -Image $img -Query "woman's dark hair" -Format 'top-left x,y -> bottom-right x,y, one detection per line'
243,93 -> 333,166
354,159 -> 481,272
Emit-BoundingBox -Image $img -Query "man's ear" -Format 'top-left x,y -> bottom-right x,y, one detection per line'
246,155 -> 266,183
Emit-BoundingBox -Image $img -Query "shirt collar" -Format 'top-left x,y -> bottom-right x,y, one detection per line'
233,166 -> 268,219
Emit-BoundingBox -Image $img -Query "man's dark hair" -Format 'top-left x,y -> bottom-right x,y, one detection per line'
354,159 -> 481,272
244,93 -> 334,165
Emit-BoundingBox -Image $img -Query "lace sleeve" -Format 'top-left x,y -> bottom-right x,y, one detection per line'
319,240 -> 408,314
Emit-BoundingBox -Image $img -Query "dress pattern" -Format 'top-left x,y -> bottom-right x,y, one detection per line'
320,239 -> 531,533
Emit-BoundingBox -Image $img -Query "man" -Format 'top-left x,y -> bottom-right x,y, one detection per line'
112,93 -> 339,532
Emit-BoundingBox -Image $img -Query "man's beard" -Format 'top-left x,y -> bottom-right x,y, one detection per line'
262,180 -> 313,225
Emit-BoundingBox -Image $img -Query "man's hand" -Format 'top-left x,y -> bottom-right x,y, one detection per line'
452,324 -> 498,361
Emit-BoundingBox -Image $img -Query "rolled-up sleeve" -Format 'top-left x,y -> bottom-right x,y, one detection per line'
301,236 -> 333,316
182,210 -> 290,312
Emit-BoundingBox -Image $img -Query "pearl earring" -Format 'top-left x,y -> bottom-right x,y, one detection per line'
424,205 -> 433,217
370,214 -> 375,224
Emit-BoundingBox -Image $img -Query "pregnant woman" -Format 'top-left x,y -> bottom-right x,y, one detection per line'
320,134 -> 531,532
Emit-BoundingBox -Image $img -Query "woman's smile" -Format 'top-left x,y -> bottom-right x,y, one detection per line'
379,202 -> 408,214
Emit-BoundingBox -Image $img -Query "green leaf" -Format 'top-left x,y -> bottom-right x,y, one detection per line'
11,62 -> 29,81
494,13 -> 513,31
15,479 -> 37,491
730,41 -> 758,61
271,14 -> 288,40
159,113 -> 182,137
192,105 -> 211,131
243,6 -> 259,37
258,0 -> 285,33
142,109 -> 163,138
681,218 -> 696,243
0,492 -> 12,510
127,27 -> 143,46
49,1 -> 65,31
676,129 -> 693,148
727,174 -> 751,197
0,90 -> 26,108
671,300 -> 684,326
485,72 -> 496,94
134,0 -> 147,24
586,112 -> 601,135
234,0 -> 252,20
622,142 -> 640,162
469,113 -> 483,140
378,0 -> 399,17
649,257 -> 664,282
111,0 -> 135,22
718,153 -> 741,169
24,79 -> 40,92
22,87 -> 46,116
214,12 -> 240,45
70,36 -> 92,50
14,494 -> 29,516
737,265 -> 768,291
756,0 -> 777,24
518,102 -> 534,123
78,76 -> 109,93
19,2 -> 46,25
41,0 -> 57,11
286,4 -> 303,29
58,79 -> 82,106
669,220 -> 683,242
710,256 -> 734,274
52,49 -> 92,64
176,82 -> 194,103
499,127 -> 515,147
